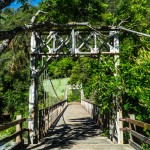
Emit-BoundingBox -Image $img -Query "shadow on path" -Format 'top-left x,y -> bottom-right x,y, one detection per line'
26,104 -> 103,150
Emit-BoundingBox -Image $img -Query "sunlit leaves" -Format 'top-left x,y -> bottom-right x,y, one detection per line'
40,0 -> 107,24
19,2 -> 30,11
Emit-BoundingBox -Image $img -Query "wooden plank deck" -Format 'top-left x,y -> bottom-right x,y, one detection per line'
26,102 -> 135,150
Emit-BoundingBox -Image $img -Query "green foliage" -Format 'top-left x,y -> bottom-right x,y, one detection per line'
40,0 -> 108,23
68,90 -> 80,102
0,49 -> 29,118
48,58 -> 75,78
0,0 -> 150,145
0,7 -> 37,118
121,50 -> 150,121
42,78 -> 69,106
0,6 -> 38,30
69,56 -> 118,114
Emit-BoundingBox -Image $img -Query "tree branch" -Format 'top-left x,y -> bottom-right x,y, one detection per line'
0,6 -> 87,54
0,39 -> 11,54
0,22 -> 88,41
30,10 -> 47,24
0,9 -> 46,53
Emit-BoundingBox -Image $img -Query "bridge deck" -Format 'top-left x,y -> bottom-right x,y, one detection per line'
26,102 -> 135,150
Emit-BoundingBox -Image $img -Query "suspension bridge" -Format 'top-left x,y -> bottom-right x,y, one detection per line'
0,23 -> 150,150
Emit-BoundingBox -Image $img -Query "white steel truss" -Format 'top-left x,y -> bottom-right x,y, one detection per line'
28,24 -> 121,144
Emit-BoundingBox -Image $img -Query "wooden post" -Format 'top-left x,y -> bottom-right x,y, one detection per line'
129,114 -> 135,142
16,115 -> 22,143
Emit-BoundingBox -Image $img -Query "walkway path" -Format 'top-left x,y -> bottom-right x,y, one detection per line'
26,102 -> 135,150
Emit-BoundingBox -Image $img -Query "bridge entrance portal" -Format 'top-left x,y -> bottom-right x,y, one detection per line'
28,23 -> 122,144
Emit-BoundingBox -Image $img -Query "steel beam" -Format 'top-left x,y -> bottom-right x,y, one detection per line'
35,29 -> 119,57
109,30 -> 123,144
28,32 -> 39,144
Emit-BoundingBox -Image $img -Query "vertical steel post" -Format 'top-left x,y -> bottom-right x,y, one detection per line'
52,34 -> 56,53
71,29 -> 75,54
28,32 -> 38,144
110,30 -> 123,144
114,31 -> 123,144
93,33 -> 97,53
109,31 -> 115,142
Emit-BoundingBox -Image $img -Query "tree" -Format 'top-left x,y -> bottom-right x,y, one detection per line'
0,0 -> 28,10
0,6 -> 37,117
48,57 -> 75,79
40,0 -> 108,24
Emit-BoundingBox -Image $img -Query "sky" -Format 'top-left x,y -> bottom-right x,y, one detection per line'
9,0 -> 42,9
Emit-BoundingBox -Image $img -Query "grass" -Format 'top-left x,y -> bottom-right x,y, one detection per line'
43,78 -> 70,102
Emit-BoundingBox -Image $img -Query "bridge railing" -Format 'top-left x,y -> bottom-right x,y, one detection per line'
120,117 -> 150,149
81,99 -> 109,130
39,100 -> 67,140
0,115 -> 28,149
82,99 -> 150,148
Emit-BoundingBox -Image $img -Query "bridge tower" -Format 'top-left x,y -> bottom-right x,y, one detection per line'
28,23 -> 122,144
109,30 -> 123,144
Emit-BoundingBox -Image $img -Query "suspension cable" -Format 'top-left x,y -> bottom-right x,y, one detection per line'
47,75 -> 62,102
43,72 -> 68,126
119,26 -> 150,38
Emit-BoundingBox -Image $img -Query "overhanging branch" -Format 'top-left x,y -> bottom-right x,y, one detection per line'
0,10 -> 47,53
0,22 -> 89,41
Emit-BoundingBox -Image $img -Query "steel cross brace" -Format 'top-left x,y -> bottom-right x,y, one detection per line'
31,28 -> 119,76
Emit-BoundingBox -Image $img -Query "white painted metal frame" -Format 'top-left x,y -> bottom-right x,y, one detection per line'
109,30 -> 123,144
29,26 -> 121,144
